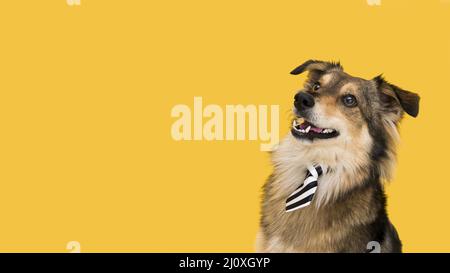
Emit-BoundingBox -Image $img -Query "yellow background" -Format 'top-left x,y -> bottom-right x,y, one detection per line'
0,0 -> 448,252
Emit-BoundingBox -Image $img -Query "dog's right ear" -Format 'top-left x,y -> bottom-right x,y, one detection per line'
373,75 -> 420,118
290,60 -> 343,75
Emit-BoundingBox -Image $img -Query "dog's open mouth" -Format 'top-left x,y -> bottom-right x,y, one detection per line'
291,119 -> 339,140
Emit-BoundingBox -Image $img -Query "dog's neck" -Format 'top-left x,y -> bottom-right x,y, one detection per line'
271,132 -> 396,207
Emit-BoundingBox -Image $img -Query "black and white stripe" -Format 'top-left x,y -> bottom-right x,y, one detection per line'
286,164 -> 325,212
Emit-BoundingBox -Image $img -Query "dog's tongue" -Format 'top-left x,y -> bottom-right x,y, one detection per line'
300,121 -> 323,133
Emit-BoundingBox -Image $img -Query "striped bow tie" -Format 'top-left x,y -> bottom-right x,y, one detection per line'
286,164 -> 325,212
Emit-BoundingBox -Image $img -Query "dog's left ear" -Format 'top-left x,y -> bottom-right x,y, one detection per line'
290,60 -> 343,75
373,75 -> 420,118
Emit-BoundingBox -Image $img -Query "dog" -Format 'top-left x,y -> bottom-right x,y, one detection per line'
256,60 -> 420,253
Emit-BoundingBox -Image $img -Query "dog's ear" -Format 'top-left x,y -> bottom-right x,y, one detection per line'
373,75 -> 420,118
290,60 -> 343,75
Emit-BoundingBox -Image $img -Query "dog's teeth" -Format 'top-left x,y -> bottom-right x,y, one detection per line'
292,120 -> 303,132
305,126 -> 311,133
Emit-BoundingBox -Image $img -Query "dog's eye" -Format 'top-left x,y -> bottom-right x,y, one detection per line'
342,94 -> 357,107
312,83 -> 321,91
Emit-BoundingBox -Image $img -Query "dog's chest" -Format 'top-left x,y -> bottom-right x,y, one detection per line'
263,173 -> 375,252
267,200 -> 342,252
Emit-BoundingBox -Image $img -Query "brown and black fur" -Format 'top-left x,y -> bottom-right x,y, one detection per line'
256,60 -> 419,253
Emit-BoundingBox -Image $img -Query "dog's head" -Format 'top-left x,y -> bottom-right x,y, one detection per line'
272,60 -> 420,205
290,60 -> 419,156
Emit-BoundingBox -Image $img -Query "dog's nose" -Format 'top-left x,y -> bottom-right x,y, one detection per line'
294,92 -> 315,110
